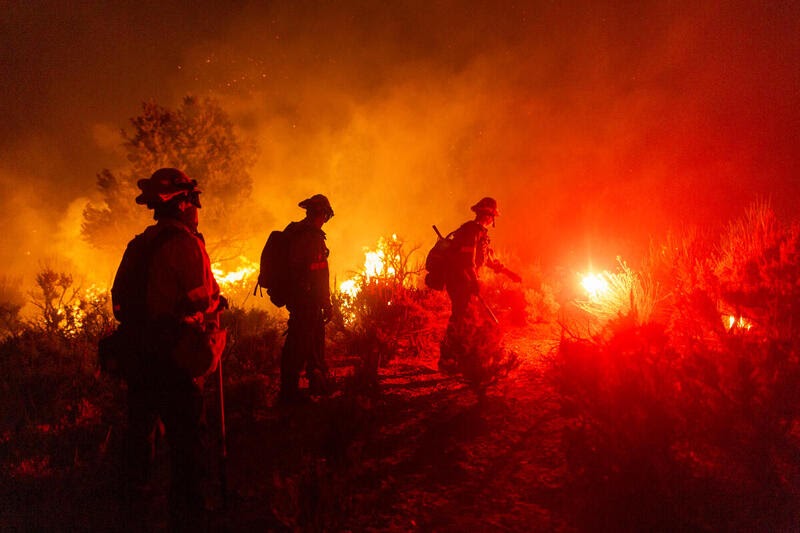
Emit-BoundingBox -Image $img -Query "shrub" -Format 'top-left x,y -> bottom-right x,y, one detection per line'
220,306 -> 284,378
715,201 -> 800,340
331,235 -> 444,391
442,303 -> 519,394
552,203 -> 800,530
0,275 -> 25,340
575,257 -> 664,329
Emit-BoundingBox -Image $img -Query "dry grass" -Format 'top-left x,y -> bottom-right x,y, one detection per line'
575,257 -> 664,327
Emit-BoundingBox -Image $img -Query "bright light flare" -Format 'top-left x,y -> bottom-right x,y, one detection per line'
581,272 -> 610,301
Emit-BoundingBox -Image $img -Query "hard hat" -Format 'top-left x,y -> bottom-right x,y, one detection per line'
299,194 -> 334,218
471,197 -> 499,216
136,168 -> 202,208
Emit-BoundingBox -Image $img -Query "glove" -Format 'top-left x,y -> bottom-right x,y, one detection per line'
218,295 -> 230,310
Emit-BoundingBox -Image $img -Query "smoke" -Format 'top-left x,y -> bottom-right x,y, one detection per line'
1,0 -> 798,303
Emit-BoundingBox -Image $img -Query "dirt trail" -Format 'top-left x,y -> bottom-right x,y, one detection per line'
2,326 -> 570,532
211,326 -> 569,531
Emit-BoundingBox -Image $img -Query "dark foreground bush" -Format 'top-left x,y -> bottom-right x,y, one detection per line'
554,318 -> 800,531
552,204 -> 800,531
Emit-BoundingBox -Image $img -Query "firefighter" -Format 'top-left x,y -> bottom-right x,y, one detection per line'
112,167 -> 226,530
278,193 -> 335,404
439,197 -> 521,373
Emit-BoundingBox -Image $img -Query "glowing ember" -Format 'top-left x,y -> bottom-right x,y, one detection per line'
581,272 -> 610,301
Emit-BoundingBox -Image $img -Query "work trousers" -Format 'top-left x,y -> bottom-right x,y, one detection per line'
280,304 -> 327,395
441,281 -> 475,363
125,364 -> 206,530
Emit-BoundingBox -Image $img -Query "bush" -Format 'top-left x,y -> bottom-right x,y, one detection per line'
220,306 -> 284,378
716,201 -> 800,340
331,235 -> 447,391
551,203 -> 800,530
441,303 -> 519,394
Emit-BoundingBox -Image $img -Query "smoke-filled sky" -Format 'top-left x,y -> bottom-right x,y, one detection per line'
1,1 -> 799,298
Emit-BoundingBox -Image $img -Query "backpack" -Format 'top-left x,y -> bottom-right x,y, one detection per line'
111,226 -> 182,325
100,226 -> 179,379
424,225 -> 456,291
257,229 -> 291,307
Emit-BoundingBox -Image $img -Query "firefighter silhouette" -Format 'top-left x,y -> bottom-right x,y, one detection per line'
278,193 -> 335,404
439,197 -> 521,373
112,167 -> 226,530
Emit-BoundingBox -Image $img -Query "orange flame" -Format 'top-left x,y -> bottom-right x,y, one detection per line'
212,256 -> 259,291
336,234 -> 405,326
727,315 -> 753,331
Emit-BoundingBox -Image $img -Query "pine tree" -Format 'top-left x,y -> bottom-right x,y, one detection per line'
82,96 -> 257,255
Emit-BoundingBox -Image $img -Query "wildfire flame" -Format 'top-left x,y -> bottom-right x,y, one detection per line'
339,278 -> 360,299
212,256 -> 259,292
727,315 -> 753,331
362,234 -> 400,281
336,234 -> 408,326
56,283 -> 109,337
340,234 -> 404,294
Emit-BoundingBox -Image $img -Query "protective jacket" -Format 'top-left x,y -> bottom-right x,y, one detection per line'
447,220 -> 504,290
283,219 -> 331,312
112,218 -> 221,345
145,220 -> 221,322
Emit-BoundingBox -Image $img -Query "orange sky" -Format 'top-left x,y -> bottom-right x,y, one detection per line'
1,1 -> 798,298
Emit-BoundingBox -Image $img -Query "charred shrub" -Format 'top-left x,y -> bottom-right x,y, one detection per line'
215,306 -> 284,414
334,282 -> 447,393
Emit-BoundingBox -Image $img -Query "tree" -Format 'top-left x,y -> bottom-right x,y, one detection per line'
82,96 -> 257,256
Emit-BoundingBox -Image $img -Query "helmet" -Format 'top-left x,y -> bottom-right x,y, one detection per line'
471,197 -> 499,216
299,194 -> 334,218
136,168 -> 201,208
